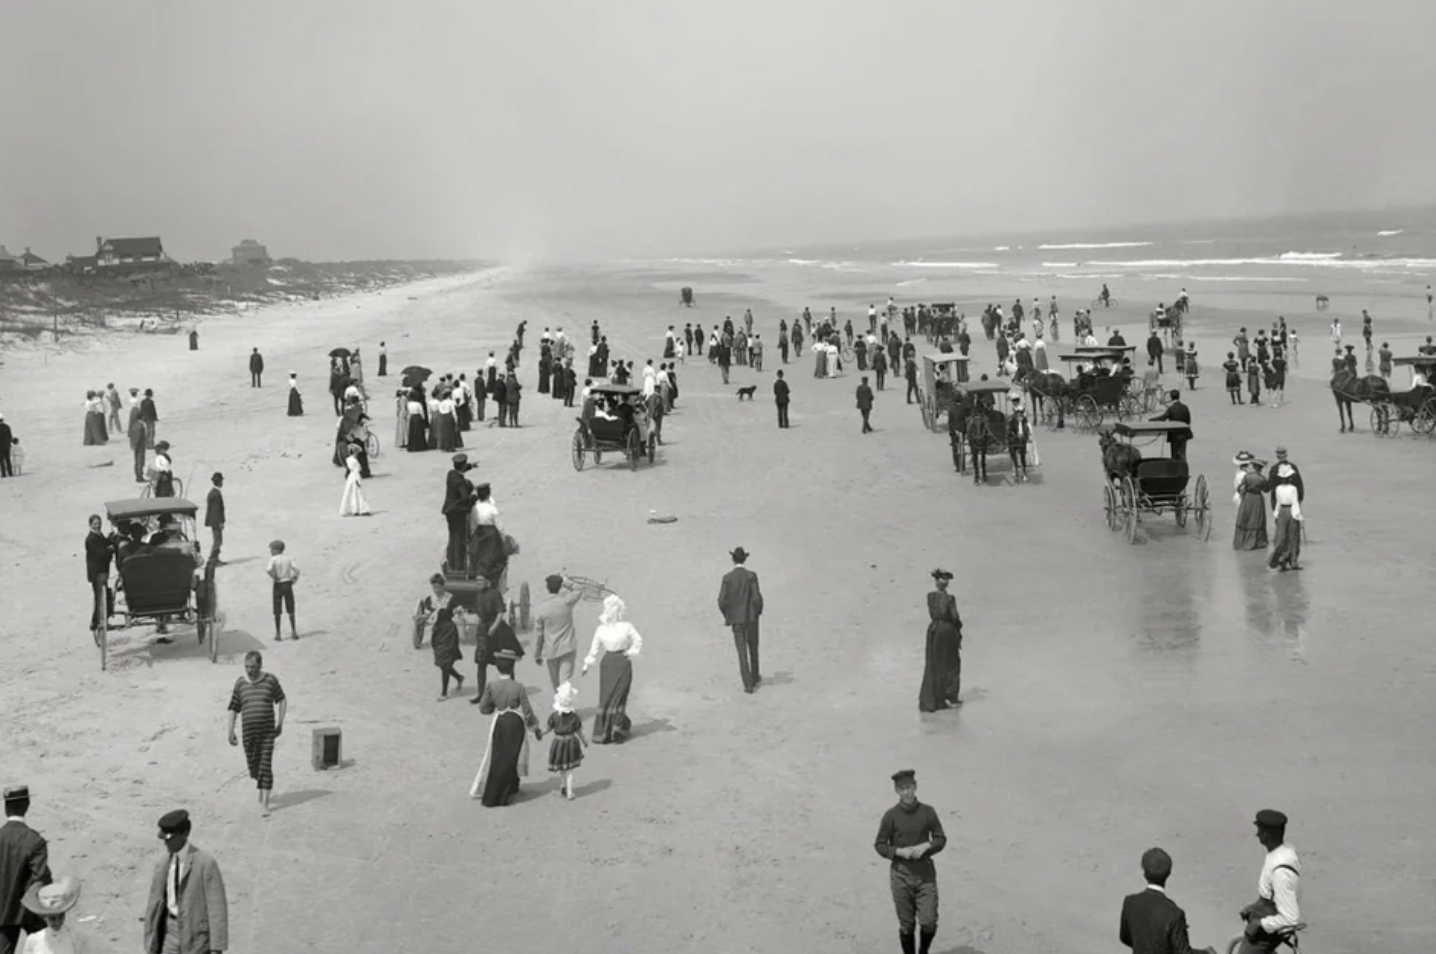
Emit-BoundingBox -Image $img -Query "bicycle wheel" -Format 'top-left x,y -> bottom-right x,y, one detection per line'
366,432 -> 381,459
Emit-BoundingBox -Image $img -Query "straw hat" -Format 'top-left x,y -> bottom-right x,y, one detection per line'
1232,451 -> 1255,466
22,876 -> 81,916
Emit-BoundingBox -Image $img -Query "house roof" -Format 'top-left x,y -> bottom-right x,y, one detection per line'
20,250 -> 47,265
0,245 -> 17,262
103,237 -> 164,257
234,239 -> 265,248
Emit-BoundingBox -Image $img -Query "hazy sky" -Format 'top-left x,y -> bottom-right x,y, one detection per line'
3,1 -> 1434,262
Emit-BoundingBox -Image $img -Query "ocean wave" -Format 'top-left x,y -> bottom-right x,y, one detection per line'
1039,241 -> 1153,250
893,260 -> 1000,269
1377,230 -> 1404,237
786,259 -> 822,266
1087,255 -> 1436,270
1277,251 -> 1342,261
1041,262 -> 1079,268
895,278 -> 928,287
1188,275 -> 1309,283
993,246 -> 1011,252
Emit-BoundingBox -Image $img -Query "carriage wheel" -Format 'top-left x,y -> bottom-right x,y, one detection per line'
919,397 -> 934,431
172,477 -> 184,499
1370,406 -> 1388,437
1076,395 -> 1101,430
366,432 -> 381,459
571,431 -> 586,471
1118,393 -> 1138,421
1415,401 -> 1436,436
627,429 -> 641,470
140,481 -> 153,499
1038,398 -> 1057,429
1122,476 -> 1140,544
95,577 -> 109,671
1194,475 -> 1212,541
1103,483 -> 1118,531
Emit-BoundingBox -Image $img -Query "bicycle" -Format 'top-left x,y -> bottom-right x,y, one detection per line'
1092,296 -> 1119,309
140,474 -> 184,499
1225,922 -> 1307,954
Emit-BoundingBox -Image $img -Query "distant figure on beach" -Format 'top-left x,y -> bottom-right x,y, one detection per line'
288,372 -> 304,416
105,383 -> 123,432
227,650 -> 286,816
189,328 -> 199,351
249,348 -> 264,387
0,414 -> 13,478
378,341 -> 388,376
83,390 -> 109,445
339,444 -> 371,516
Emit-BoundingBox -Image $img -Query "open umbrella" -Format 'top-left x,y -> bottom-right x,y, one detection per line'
401,366 -> 432,388
329,347 -> 352,359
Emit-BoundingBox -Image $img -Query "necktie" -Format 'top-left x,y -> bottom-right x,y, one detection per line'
170,854 -> 180,910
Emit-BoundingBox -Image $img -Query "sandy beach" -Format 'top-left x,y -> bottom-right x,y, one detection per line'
1,260 -> 1433,954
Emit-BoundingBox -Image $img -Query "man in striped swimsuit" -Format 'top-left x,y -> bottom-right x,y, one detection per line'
227,651 -> 287,816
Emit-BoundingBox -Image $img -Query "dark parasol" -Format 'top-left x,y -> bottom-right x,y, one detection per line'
329,347 -> 353,359
402,366 -> 433,388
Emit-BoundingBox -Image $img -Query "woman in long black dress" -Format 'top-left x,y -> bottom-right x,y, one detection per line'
405,388 -> 428,452
287,372 -> 304,417
469,649 -> 543,807
919,569 -> 963,712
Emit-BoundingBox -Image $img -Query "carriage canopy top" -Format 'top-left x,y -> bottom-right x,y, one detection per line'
924,354 -> 970,366
1391,356 -> 1436,367
956,380 -> 1014,395
1097,422 -> 1189,439
1073,345 -> 1137,355
589,382 -> 642,396
104,499 -> 199,522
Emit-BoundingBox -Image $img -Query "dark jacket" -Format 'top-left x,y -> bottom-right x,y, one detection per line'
1151,400 -> 1192,441
144,843 -> 229,954
442,469 -> 475,516
773,379 -> 790,406
204,487 -> 225,528
249,352 -> 264,373
1119,887 -> 1204,954
0,818 -> 50,928
140,397 -> 158,423
0,421 -> 12,452
717,565 -> 763,625
855,384 -> 875,411
85,529 -> 113,580
1147,335 -> 1164,358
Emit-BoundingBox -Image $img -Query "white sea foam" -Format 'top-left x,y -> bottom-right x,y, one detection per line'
1087,255 -> 1436,271
1041,262 -> 1079,269
1377,230 -> 1404,237
1039,241 -> 1153,250
1188,276 -> 1308,283
892,260 -> 1000,269
993,246 -> 1011,252
786,259 -> 822,266
1277,251 -> 1342,261
895,278 -> 928,287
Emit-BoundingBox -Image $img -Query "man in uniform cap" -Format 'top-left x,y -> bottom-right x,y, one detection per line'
145,810 -> 229,954
533,573 -> 583,693
442,453 -> 476,574
874,770 -> 947,954
717,547 -> 764,693
1236,810 -> 1301,954
0,785 -> 51,954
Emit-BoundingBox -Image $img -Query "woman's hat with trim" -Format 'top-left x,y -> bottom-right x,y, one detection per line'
931,568 -> 954,581
22,876 -> 81,916
1232,450 -> 1255,466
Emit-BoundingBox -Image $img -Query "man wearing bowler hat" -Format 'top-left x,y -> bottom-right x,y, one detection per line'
0,785 -> 51,954
442,453 -> 477,574
717,547 -> 764,693
144,810 -> 228,954
874,770 -> 946,954
203,473 -> 226,566
1235,810 -> 1301,954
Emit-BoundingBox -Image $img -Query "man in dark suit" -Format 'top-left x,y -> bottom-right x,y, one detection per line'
442,454 -> 476,573
86,514 -> 114,634
140,388 -> 159,449
1147,331 -> 1165,373
0,414 -> 12,478
717,547 -> 764,693
1119,847 -> 1215,954
204,472 -> 226,565
249,348 -> 265,387
0,785 -> 51,954
856,377 -> 876,433
773,371 -> 791,429
1150,390 -> 1192,461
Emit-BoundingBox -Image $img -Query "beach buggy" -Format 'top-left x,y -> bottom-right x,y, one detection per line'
572,382 -> 658,471
94,498 -> 221,670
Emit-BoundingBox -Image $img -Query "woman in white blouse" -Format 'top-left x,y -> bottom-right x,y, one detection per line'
466,482 -> 508,587
151,441 -> 175,497
434,389 -> 459,452
582,594 -> 642,743
82,391 -> 109,446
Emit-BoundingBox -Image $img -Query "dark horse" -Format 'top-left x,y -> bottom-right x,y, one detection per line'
1098,428 -> 1143,481
328,355 -> 353,416
1014,367 -> 1070,429
949,395 -> 1005,485
1331,368 -> 1390,433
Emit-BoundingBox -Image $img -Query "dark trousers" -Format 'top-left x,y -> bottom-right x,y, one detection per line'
133,441 -> 147,480
89,571 -> 111,630
1,448 -> 13,477
252,372 -> 262,386
378,354 -> 388,376
906,379 -> 918,403
508,402 -> 520,427
1170,438 -> 1188,462
731,622 -> 760,690
1235,933 -> 1282,954
1,924 -> 24,954
875,369 -> 886,390
721,364 -> 730,384
446,513 -> 468,571
209,526 -> 223,562
777,404 -> 789,428
1152,354 -> 1164,373
860,408 -> 872,432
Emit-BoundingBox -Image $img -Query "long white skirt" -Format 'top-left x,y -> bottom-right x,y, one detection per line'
339,471 -> 371,516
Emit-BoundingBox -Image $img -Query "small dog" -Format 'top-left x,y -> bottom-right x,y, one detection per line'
736,386 -> 757,401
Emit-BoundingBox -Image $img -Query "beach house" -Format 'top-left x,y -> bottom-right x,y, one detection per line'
0,245 -> 19,272
19,248 -> 49,270
95,235 -> 167,269
231,239 -> 271,266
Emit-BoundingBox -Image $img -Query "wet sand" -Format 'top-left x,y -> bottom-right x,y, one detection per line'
1,263 -> 1431,954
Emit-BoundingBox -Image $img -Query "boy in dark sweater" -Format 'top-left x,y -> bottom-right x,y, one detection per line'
874,769 -> 948,954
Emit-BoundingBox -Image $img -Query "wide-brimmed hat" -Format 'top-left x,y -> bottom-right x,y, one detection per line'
154,440 -> 170,451
22,876 -> 80,916
931,568 -> 954,581
730,547 -> 750,562
1232,451 -> 1256,466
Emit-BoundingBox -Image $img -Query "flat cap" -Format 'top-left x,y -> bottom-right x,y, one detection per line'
891,769 -> 916,784
2,785 -> 29,801
157,809 -> 190,832
1254,809 -> 1287,828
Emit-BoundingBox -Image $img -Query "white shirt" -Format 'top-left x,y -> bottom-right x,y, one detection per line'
166,849 -> 184,918
473,499 -> 501,530
437,398 -> 454,415
583,620 -> 643,667
407,400 -> 424,415
154,453 -> 172,474
1256,843 -> 1301,933
345,385 -> 361,401
22,925 -> 80,954
1273,482 -> 1303,519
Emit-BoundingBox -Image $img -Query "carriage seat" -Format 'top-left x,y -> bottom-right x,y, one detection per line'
119,549 -> 197,615
588,415 -> 627,445
1134,459 -> 1188,501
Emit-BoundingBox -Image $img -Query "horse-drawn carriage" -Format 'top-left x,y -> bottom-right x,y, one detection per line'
1370,356 -> 1436,437
948,380 -> 1039,484
680,287 -> 695,307
1047,353 -> 1140,430
94,498 -> 222,670
918,354 -> 971,431
1150,302 -> 1184,342
1098,422 -> 1211,544
572,382 -> 658,471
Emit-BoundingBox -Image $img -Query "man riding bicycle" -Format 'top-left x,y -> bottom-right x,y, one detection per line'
1236,809 -> 1302,953
1100,284 -> 1112,307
